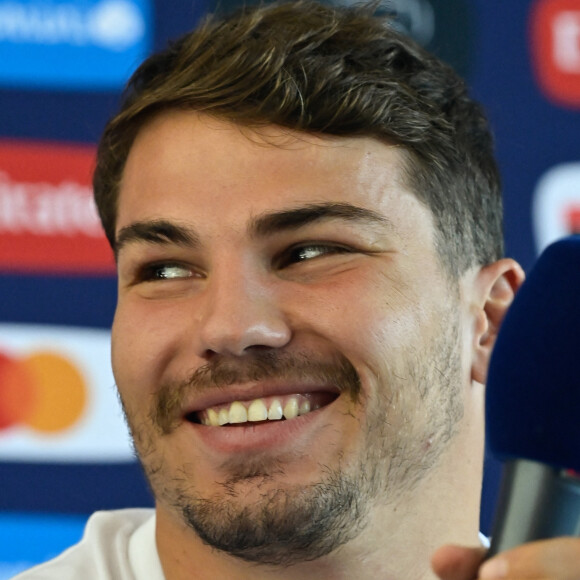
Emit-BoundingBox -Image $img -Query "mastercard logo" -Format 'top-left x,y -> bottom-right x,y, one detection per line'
0,350 -> 88,434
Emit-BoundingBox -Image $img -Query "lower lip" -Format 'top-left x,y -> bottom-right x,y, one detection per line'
186,404 -> 333,455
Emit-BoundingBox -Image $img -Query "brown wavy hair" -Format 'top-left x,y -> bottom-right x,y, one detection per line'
93,0 -> 503,276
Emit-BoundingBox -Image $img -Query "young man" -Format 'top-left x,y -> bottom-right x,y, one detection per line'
16,2 -> 580,578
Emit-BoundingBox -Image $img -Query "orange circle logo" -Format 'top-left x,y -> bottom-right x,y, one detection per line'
0,350 -> 88,433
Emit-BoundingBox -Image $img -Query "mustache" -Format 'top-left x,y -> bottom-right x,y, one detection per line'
151,351 -> 361,435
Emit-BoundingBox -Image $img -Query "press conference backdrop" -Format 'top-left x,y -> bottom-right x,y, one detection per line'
0,0 -> 579,575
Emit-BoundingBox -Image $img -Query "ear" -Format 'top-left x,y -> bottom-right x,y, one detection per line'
471,258 -> 525,384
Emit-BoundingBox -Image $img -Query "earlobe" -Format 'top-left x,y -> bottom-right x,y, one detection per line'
471,259 -> 525,384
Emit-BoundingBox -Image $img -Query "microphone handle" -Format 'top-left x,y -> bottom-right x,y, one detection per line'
488,459 -> 580,557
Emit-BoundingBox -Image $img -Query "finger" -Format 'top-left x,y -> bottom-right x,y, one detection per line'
478,538 -> 580,580
431,544 -> 486,580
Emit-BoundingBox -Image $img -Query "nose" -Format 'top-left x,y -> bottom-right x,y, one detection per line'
195,263 -> 292,358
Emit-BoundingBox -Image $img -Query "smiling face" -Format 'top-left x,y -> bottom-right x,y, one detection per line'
112,111 -> 472,566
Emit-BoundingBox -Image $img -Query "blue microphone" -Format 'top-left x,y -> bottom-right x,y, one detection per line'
486,235 -> 580,556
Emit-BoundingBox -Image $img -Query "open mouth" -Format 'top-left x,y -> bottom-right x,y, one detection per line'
187,392 -> 338,427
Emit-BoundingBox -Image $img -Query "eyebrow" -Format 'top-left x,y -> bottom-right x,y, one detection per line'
249,202 -> 393,237
115,219 -> 200,257
114,202 -> 392,256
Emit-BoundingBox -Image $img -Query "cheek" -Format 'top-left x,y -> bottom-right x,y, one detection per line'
328,282 -> 426,368
111,301 -> 183,400
300,269 -> 424,356
110,313 -> 140,403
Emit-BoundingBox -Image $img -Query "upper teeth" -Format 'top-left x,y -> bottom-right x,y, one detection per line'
200,395 -> 315,426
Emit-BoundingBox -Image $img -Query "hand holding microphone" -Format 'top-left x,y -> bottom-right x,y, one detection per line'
432,236 -> 580,580
485,235 -> 580,556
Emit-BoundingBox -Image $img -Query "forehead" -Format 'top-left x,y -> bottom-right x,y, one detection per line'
117,110 -> 433,241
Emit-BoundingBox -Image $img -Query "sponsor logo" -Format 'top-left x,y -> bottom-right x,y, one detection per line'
530,0 -> 580,107
356,0 -> 475,77
532,162 -> 580,253
217,0 -> 474,77
382,0 -> 475,78
377,0 -> 435,46
0,324 -> 132,462
0,0 -> 151,89
0,350 -> 87,433
0,139 -> 115,274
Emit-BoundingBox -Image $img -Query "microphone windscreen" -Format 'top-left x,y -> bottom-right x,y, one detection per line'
486,236 -> 580,472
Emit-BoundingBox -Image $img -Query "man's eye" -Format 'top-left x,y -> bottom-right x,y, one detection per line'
277,244 -> 352,267
140,263 -> 193,281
